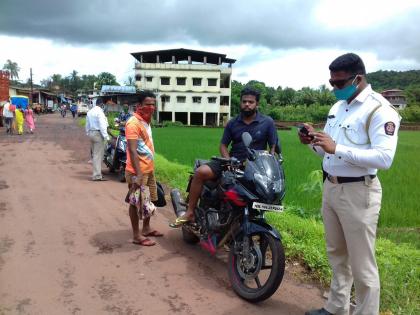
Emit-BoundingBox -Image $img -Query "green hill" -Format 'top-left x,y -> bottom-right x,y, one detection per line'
367,70 -> 420,91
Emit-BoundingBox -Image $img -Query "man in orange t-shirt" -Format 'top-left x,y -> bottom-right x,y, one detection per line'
125,91 -> 162,246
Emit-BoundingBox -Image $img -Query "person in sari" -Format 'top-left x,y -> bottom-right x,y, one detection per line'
24,106 -> 35,133
15,107 -> 24,135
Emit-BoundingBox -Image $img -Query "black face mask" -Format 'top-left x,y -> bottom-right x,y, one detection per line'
241,108 -> 256,117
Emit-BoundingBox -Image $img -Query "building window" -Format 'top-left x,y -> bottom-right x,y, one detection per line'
161,77 -> 170,85
193,96 -> 202,104
208,78 -> 217,86
208,97 -> 217,103
177,96 -> 186,103
193,78 -> 202,86
221,96 -> 229,105
177,77 -> 186,85
146,76 -> 153,82
135,74 -> 142,81
161,95 -> 170,103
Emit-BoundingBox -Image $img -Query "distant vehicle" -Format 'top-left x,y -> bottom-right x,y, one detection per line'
10,96 -> 29,109
46,100 -> 54,112
77,102 -> 89,116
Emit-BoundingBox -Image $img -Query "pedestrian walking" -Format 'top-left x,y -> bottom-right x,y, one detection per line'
15,107 -> 24,135
24,106 -> 35,133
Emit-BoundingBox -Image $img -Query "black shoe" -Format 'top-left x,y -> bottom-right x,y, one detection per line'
305,308 -> 333,315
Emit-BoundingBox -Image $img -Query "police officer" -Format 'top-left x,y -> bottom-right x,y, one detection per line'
300,53 -> 400,315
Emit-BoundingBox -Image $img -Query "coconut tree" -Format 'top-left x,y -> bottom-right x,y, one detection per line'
2,59 -> 20,80
125,76 -> 135,86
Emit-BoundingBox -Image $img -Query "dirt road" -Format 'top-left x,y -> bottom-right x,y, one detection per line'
0,114 -> 325,315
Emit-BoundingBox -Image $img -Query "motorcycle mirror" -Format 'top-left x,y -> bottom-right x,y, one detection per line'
242,132 -> 252,148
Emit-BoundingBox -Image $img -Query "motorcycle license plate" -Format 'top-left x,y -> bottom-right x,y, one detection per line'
252,202 -> 284,212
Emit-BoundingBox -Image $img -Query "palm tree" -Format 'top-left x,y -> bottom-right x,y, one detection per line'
69,70 -> 80,92
125,76 -> 135,86
2,59 -> 20,80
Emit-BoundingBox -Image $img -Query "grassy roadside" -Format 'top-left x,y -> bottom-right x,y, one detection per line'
153,153 -> 420,315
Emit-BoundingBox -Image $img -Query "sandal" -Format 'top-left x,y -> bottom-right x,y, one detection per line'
132,238 -> 156,246
169,214 -> 193,228
142,230 -> 164,237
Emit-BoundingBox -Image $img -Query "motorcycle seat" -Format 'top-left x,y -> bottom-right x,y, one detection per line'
194,159 -> 210,170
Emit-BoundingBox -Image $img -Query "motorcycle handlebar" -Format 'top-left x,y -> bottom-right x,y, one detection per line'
211,156 -> 241,166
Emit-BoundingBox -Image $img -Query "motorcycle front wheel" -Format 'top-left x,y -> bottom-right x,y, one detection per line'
228,232 -> 285,303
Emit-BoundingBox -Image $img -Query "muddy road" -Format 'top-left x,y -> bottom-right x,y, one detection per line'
0,114 -> 324,314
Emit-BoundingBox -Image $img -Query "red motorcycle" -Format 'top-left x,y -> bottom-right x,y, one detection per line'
171,132 -> 286,302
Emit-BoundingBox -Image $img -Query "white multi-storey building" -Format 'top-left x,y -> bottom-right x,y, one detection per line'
131,48 -> 236,126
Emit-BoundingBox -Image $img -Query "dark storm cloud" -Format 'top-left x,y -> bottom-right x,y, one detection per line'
1,0 -> 420,62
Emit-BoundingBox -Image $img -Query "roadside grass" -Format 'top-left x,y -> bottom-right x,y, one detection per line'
152,153 -> 419,314
78,117 -> 86,127
152,126 -> 420,314
266,211 -> 420,315
153,127 -> 420,228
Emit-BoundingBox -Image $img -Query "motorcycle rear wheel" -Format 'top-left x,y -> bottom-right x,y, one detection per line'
228,232 -> 285,303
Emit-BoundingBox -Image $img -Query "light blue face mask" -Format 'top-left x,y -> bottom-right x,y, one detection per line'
333,77 -> 358,100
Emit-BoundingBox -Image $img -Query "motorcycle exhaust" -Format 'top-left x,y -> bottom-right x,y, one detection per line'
170,189 -> 186,217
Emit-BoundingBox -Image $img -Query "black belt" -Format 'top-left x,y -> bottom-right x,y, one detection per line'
327,174 -> 376,184
90,129 -> 100,131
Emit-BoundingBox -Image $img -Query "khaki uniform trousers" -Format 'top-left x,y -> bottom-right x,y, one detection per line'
88,130 -> 105,180
322,176 -> 382,315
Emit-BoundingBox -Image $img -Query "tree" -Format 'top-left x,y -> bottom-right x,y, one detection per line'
67,70 -> 81,92
294,87 -> 318,106
81,74 -> 98,90
405,84 -> 420,106
40,78 -> 52,89
316,84 -> 336,106
96,72 -> 119,89
3,59 -> 20,80
125,76 -> 135,86
273,87 -> 296,106
230,80 -> 243,116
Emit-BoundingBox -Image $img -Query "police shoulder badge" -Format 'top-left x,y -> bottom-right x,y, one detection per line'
384,122 -> 396,135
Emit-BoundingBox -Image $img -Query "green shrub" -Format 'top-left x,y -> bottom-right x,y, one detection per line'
400,106 -> 420,122
267,104 -> 331,122
162,120 -> 184,127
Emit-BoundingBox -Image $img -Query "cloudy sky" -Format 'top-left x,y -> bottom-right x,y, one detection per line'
1,0 -> 420,89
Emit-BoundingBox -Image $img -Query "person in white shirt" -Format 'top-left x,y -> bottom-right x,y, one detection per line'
86,97 -> 110,181
300,53 -> 400,315
2,101 -> 15,134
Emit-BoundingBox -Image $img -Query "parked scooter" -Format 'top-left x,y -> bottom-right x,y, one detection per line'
104,118 -> 127,182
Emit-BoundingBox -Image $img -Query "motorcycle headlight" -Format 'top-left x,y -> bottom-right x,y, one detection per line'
254,173 -> 269,189
255,174 -> 283,192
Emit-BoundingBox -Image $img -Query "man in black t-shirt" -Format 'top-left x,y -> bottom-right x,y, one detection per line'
170,87 -> 278,227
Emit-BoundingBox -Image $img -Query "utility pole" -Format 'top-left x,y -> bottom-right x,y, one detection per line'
30,68 -> 33,105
